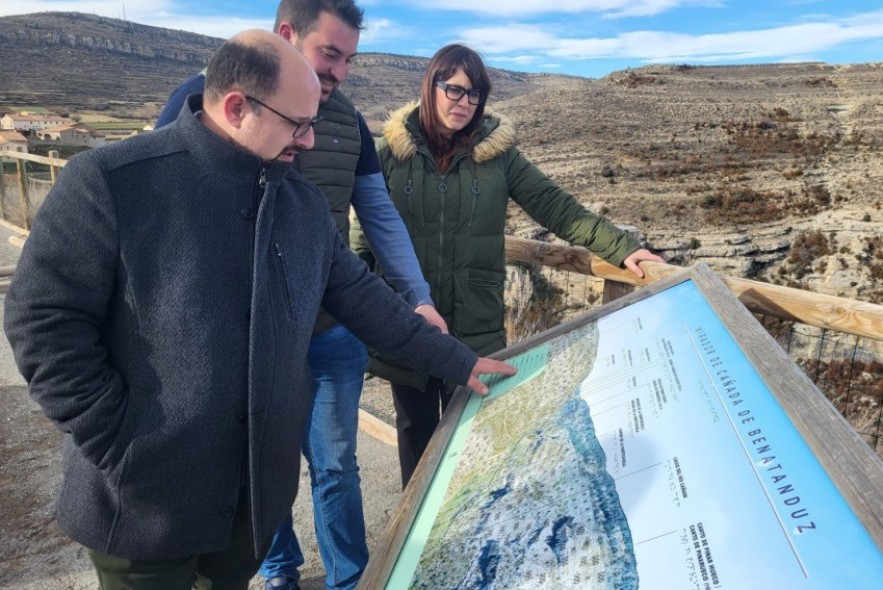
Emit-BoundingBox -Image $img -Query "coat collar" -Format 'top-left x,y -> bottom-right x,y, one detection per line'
177,94 -> 292,184
382,101 -> 516,164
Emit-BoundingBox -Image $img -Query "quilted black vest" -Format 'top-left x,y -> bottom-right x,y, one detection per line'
296,88 -> 361,240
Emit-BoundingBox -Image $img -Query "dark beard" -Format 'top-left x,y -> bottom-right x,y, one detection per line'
318,73 -> 339,90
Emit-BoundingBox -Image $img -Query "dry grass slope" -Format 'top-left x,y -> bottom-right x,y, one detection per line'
494,62 -> 883,304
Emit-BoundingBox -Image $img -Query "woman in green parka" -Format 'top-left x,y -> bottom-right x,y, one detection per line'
353,43 -> 663,487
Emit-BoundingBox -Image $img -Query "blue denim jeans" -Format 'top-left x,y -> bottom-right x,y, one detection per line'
258,324 -> 369,590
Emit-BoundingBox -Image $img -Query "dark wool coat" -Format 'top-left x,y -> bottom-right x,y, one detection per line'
3,96 -> 476,560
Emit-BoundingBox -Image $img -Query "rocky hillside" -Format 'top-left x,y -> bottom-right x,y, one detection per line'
2,12 -> 882,304
494,63 -> 883,304
0,12 -> 546,116
0,12 -> 220,108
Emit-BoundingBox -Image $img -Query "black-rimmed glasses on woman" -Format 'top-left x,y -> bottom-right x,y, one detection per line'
435,82 -> 486,105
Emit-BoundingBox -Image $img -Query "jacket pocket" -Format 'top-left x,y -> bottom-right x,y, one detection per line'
451,267 -> 505,336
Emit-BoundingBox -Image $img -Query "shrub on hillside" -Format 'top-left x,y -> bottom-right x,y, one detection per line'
699,186 -> 783,225
785,230 -> 835,279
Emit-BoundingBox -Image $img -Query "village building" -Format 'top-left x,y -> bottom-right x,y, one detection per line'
35,123 -> 106,148
0,112 -> 68,132
0,130 -> 29,153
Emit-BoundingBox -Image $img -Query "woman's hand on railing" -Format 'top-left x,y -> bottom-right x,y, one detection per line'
623,248 -> 666,279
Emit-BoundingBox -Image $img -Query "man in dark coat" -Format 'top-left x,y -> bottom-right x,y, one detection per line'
3,29 -> 514,590
158,4 -> 451,589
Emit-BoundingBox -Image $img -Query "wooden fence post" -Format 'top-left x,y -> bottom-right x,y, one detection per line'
0,155 -> 7,220
15,157 -> 30,230
48,150 -> 60,185
601,278 -> 635,304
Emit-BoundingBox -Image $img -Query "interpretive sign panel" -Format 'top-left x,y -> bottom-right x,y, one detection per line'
358,264 -> 883,590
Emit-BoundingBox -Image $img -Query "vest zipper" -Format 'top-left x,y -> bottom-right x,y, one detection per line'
437,174 -> 447,298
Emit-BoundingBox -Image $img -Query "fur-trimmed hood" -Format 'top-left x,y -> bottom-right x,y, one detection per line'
381,101 -> 516,164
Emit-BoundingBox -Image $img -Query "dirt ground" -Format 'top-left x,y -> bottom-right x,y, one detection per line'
0,384 -> 90,589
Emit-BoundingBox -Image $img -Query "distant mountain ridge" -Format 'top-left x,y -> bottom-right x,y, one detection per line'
0,12 -> 223,108
0,11 -> 547,114
0,11 -> 220,63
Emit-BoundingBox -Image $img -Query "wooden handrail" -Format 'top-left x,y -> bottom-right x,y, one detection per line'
1,150 -> 66,231
506,235 -> 883,342
0,150 -> 68,168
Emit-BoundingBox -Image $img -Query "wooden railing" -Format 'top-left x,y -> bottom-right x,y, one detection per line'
506,236 -> 883,342
0,149 -> 67,170
0,149 -> 66,231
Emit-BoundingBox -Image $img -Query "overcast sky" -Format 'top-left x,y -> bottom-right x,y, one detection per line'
2,1 -> 882,77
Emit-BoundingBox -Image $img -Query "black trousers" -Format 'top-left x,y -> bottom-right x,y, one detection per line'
391,377 -> 453,489
88,490 -> 268,590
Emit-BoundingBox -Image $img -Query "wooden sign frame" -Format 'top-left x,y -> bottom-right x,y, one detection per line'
357,263 -> 883,589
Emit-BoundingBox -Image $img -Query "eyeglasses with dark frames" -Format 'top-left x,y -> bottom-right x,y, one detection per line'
245,96 -> 323,138
435,81 -> 486,105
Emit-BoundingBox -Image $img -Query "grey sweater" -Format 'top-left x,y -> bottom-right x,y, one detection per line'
3,95 -> 477,560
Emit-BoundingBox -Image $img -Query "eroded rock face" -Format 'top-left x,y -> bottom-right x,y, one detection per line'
498,62 -> 883,304
0,12 -> 218,63
0,12 -> 222,106
653,226 -> 793,276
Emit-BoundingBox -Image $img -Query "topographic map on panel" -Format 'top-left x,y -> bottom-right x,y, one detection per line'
387,280 -> 883,590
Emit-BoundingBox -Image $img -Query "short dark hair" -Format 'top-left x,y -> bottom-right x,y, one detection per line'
204,39 -> 281,104
274,0 -> 364,35
419,44 -> 492,172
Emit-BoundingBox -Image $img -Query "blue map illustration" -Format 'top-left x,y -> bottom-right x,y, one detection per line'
407,326 -> 638,590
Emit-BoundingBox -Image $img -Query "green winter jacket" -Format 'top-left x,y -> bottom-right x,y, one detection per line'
353,102 -> 639,390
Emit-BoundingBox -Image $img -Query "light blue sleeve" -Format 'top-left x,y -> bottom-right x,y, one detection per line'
351,172 -> 433,308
